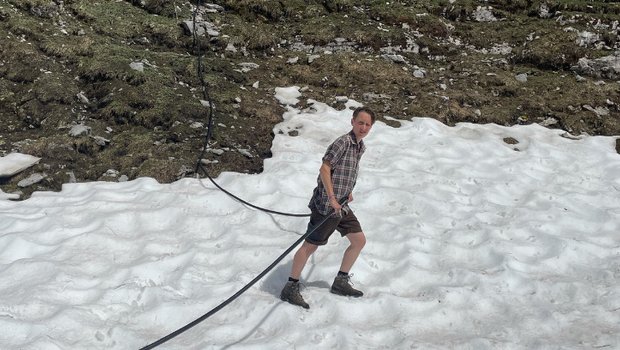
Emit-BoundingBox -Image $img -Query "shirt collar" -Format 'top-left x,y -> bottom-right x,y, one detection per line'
348,130 -> 360,144
348,130 -> 364,150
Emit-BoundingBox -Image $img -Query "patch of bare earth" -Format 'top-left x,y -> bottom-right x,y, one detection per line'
1,0 -> 619,199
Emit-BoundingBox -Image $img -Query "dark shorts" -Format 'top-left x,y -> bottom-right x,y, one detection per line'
305,209 -> 363,246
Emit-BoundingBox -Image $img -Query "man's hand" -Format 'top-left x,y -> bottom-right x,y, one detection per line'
329,196 -> 342,217
348,193 -> 353,203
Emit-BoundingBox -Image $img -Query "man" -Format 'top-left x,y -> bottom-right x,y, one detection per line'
280,106 -> 376,309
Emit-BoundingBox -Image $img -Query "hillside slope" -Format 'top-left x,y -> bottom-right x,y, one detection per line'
1,0 -> 619,198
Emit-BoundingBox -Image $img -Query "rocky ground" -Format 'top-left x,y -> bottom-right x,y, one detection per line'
1,0 -> 619,200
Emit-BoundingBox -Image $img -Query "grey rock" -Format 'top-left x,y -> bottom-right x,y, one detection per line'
515,73 -> 528,83
69,124 -> 91,137
539,4 -> 552,18
92,136 -> 110,147
290,41 -> 315,53
177,165 -> 194,178
136,36 -> 150,45
181,20 -> 220,37
103,169 -> 119,178
308,55 -> 321,64
490,43 -> 512,55
206,27 -> 220,37
18,173 -> 46,188
382,54 -> 407,64
0,188 -> 21,200
129,62 -> 144,72
237,149 -> 253,158
473,6 -> 497,22
572,52 -> 620,79
576,31 -> 600,47
209,149 -> 225,155
540,117 -> 558,127
118,175 -> 129,182
67,171 -> 77,183
205,4 -> 225,12
239,62 -> 259,72
363,92 -> 391,101
201,159 -> 219,165
30,4 -> 59,18
77,92 -> 89,104
0,153 -> 41,177
583,105 -> 610,116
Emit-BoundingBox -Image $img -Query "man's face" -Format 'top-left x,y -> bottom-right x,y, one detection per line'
351,111 -> 373,141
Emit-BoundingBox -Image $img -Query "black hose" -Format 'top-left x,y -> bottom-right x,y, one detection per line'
138,200 -> 344,350
192,2 -> 214,176
189,3 -> 310,218
138,3 -> 330,348
198,163 -> 310,217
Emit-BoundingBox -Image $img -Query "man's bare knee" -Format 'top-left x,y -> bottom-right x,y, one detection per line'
347,232 -> 366,249
300,242 -> 319,255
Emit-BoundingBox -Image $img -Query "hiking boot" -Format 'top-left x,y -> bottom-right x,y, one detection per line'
330,274 -> 364,297
280,281 -> 309,309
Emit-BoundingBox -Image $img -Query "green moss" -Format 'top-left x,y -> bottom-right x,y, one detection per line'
78,45 -> 155,84
367,3 -> 449,37
223,0 -> 290,21
223,16 -> 282,50
322,0 -> 354,13
0,80 -> 16,108
33,74 -> 79,105
7,0 -> 60,18
454,19 -> 537,49
0,41 -> 44,83
126,0 -> 191,18
2,0 -> 620,198
19,136 -> 78,161
68,0 -> 184,44
514,30 -> 587,70
5,11 -> 47,41
430,0 -> 478,21
40,36 -> 95,60
296,14 -> 407,48
298,16 -> 341,45
136,158 -> 183,183
547,0 -> 620,15
77,64 -> 143,86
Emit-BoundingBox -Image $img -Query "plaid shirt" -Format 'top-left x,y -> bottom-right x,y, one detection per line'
309,131 -> 366,215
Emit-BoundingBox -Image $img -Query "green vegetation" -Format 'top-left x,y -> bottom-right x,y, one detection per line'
0,0 -> 618,199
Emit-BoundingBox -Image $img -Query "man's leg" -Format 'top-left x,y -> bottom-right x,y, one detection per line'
290,241 -> 318,279
281,242 -> 318,309
339,231 -> 366,273
331,231 -> 366,297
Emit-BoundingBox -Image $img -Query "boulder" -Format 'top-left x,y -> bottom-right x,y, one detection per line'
572,52 -> 620,79
0,153 -> 41,178
18,173 -> 46,188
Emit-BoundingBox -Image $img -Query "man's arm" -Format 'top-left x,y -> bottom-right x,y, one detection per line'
319,160 -> 342,215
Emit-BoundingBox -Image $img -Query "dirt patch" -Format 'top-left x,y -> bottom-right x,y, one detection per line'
1,0 -> 619,199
